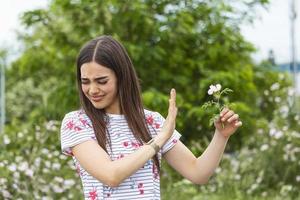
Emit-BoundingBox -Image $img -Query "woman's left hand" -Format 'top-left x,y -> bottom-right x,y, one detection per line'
214,107 -> 242,138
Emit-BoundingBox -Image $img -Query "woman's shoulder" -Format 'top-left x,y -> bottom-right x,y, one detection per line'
61,109 -> 93,130
143,109 -> 164,121
62,109 -> 91,123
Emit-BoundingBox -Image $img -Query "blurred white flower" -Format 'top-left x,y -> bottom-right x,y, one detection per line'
12,183 -> 19,189
280,185 -> 293,195
64,179 -> 75,187
264,90 -> 269,96
41,186 -> 50,193
274,97 -> 281,103
291,131 -> 300,138
54,176 -> 64,183
8,164 -> 17,172
45,161 -> 51,168
270,82 -> 280,91
288,88 -> 295,96
17,132 -> 24,138
269,128 -> 283,139
18,162 -> 29,172
2,190 -> 12,198
53,151 -> 60,156
279,73 -> 285,80
260,144 -> 269,151
45,120 -> 58,131
34,157 -> 41,167
42,148 -> 49,154
16,156 -> 23,162
296,176 -> 300,182
216,84 -> 221,91
294,115 -> 299,121
52,185 -> 64,193
251,183 -> 258,190
41,197 -> 51,200
256,176 -> 263,183
234,174 -> 241,180
13,172 -> 20,179
0,178 -> 7,184
261,191 -> 268,197
257,129 -> 264,135
25,168 -> 34,177
52,163 -> 61,170
4,135 -> 10,145
279,106 -> 289,116
215,167 -> 222,173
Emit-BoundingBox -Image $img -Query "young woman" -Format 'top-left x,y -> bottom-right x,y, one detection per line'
60,35 -> 242,200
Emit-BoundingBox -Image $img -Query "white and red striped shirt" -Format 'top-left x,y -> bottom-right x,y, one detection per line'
60,109 -> 181,200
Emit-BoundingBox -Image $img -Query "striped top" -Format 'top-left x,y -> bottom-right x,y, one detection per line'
60,109 -> 181,200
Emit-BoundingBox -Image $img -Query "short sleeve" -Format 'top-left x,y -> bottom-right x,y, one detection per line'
60,111 -> 95,156
152,112 -> 182,154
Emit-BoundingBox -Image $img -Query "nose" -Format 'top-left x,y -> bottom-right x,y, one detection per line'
89,83 -> 100,95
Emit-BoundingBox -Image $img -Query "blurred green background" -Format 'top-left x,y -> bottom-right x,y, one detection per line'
0,0 -> 299,199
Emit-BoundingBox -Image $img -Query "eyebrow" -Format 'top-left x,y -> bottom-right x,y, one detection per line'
81,76 -> 108,81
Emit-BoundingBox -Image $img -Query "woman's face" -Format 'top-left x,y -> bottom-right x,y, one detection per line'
80,62 -> 120,114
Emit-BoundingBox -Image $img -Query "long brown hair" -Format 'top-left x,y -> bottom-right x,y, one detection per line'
76,35 -> 160,170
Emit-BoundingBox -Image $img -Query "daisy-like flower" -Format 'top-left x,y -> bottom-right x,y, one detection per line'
207,84 -> 222,95
202,83 -> 233,127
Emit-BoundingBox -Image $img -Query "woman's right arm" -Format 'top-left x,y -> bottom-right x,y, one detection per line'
71,89 -> 177,187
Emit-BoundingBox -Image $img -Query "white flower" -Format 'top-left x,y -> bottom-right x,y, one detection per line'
215,167 -> 221,173
54,176 -> 64,183
18,162 -> 29,172
216,84 -> 222,91
257,129 -> 264,135
25,168 -> 34,177
4,135 -> 10,145
207,84 -> 222,95
64,179 -> 75,187
264,90 -> 269,96
296,176 -> 300,182
234,174 -> 241,180
8,164 -> 17,172
52,185 -> 64,193
260,144 -> 269,151
274,97 -> 281,103
270,82 -> 280,91
288,88 -> 294,96
269,128 -> 283,139
41,148 -> 49,154
17,132 -> 24,138
52,163 -> 61,170
2,190 -> 12,198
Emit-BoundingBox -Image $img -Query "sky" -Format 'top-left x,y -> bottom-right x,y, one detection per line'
0,0 -> 299,64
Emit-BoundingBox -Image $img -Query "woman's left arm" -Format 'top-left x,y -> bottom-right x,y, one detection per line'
163,107 -> 242,184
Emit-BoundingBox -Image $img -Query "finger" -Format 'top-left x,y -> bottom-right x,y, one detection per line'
168,88 -> 177,119
220,107 -> 229,117
234,121 -> 242,127
221,110 -> 234,122
227,114 -> 239,123
168,89 -> 176,110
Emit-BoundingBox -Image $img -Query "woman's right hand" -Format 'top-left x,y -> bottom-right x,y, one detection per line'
156,88 -> 178,145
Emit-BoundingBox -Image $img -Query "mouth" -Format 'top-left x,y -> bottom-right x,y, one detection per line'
90,95 -> 105,102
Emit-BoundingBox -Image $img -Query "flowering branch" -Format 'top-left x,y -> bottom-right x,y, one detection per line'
201,84 -> 233,128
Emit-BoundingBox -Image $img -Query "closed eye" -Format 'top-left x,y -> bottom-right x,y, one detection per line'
98,81 -> 108,85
